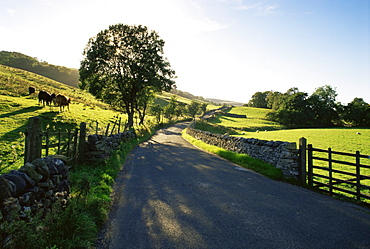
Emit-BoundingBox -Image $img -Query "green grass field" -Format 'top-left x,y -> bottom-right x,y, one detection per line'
210,106 -> 283,131
205,106 -> 370,203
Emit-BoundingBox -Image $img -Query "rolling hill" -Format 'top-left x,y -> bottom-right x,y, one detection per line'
0,63 -> 221,173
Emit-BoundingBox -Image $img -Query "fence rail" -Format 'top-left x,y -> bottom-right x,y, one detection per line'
301,137 -> 370,204
42,129 -> 79,158
24,117 -> 82,165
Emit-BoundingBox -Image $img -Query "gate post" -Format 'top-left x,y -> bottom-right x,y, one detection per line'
307,144 -> 313,188
78,122 -> 87,164
299,137 -> 307,184
24,117 -> 42,163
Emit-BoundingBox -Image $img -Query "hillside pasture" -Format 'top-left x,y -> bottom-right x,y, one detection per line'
0,94 -> 125,174
156,91 -> 220,110
0,64 -> 110,109
210,106 -> 283,131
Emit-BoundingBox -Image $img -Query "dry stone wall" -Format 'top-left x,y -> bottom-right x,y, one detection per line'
85,130 -> 136,162
186,127 -> 300,179
0,129 -> 136,243
0,156 -> 70,224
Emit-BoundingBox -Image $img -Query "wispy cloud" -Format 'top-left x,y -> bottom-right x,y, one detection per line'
6,9 -> 16,16
222,0 -> 281,15
258,5 -> 280,15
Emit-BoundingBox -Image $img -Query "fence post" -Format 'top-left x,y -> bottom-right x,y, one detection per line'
57,129 -> 61,154
299,137 -> 307,184
78,122 -> 86,164
24,117 -> 42,164
356,151 -> 361,201
328,148 -> 333,196
118,117 -> 121,133
307,144 -> 313,188
105,123 -> 110,137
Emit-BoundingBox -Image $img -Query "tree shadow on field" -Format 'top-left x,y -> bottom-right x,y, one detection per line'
0,106 -> 43,119
0,108 -> 60,173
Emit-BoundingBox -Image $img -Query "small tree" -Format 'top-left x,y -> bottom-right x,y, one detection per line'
163,96 -> 178,121
187,101 -> 201,121
200,103 -> 208,116
175,104 -> 185,119
150,104 -> 163,125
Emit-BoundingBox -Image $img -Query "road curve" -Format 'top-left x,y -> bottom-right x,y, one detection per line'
97,122 -> 370,249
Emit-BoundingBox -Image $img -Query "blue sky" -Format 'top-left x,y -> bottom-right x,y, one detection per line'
0,0 -> 369,104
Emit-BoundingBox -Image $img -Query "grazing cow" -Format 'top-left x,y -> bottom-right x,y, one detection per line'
54,94 -> 71,112
28,87 -> 35,95
38,91 -> 53,106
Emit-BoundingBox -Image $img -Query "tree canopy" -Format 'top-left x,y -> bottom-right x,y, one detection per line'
79,24 -> 176,128
261,85 -> 370,128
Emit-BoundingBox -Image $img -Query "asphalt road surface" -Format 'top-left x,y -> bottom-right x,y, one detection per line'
97,122 -> 370,249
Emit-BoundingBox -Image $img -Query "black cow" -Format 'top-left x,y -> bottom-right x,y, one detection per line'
28,87 -> 35,95
38,91 -> 54,106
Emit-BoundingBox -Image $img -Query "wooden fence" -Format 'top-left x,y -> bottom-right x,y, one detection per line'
299,137 -> 370,204
24,116 -> 125,165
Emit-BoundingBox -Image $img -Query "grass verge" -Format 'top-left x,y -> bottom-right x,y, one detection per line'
182,128 -> 284,181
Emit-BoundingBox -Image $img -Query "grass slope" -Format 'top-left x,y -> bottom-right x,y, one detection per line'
210,106 -> 283,131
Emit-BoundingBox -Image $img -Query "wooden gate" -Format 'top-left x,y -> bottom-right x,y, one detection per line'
24,117 -> 86,165
306,143 -> 370,203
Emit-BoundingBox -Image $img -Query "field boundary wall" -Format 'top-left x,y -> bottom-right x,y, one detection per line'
186,127 -> 300,179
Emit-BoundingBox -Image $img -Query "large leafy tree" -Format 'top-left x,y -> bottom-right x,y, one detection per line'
342,98 -> 370,126
248,91 -> 269,108
267,88 -> 313,127
308,85 -> 340,127
79,24 -> 176,128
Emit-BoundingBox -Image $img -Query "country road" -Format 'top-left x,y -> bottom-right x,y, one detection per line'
97,122 -> 370,249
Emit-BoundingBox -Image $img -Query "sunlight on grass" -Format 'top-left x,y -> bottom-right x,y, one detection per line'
209,106 -> 283,131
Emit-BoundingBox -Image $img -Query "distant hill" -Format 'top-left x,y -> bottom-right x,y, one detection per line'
0,51 -> 79,88
170,89 -> 209,102
206,98 -> 245,107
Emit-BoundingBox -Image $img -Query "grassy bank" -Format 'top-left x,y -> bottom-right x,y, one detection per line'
182,128 -> 284,181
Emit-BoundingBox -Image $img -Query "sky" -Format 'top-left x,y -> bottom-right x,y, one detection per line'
0,0 -> 369,104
